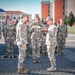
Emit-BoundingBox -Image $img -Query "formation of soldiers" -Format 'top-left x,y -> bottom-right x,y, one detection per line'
0,13 -> 68,74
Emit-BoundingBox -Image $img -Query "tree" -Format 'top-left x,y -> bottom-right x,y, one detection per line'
63,15 -> 67,25
67,11 -> 75,26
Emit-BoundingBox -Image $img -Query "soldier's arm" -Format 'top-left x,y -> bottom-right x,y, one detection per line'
66,26 -> 68,38
14,25 -> 16,39
20,25 -> 27,45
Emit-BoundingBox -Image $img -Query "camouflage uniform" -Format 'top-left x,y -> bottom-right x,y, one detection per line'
0,25 -> 2,39
57,24 -> 68,55
2,24 -> 8,44
30,20 -> 43,62
26,25 -> 31,57
42,23 -> 48,56
16,20 -> 28,69
46,24 -> 57,70
5,24 -> 16,57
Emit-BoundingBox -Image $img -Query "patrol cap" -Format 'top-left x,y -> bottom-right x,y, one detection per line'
20,13 -> 29,18
7,18 -> 12,21
35,14 -> 39,18
46,17 -> 53,22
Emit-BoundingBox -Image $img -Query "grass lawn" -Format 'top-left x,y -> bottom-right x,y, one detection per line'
68,26 -> 75,34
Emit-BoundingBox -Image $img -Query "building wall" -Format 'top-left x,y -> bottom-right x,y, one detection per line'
41,1 -> 50,19
67,0 -> 75,16
0,12 -> 6,25
53,0 -> 63,21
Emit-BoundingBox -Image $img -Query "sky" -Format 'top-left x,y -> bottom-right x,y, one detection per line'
0,0 -> 53,18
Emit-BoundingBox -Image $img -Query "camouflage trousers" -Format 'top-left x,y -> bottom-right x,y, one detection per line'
18,45 -> 26,68
46,45 -> 56,66
26,40 -> 31,56
6,39 -> 14,55
42,39 -> 47,54
31,39 -> 42,60
57,38 -> 66,53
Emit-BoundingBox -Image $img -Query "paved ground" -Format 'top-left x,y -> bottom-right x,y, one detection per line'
0,34 -> 75,75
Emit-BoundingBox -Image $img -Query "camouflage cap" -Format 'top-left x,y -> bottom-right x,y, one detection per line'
35,14 -> 39,18
20,13 -> 29,18
7,18 -> 12,21
46,16 -> 53,22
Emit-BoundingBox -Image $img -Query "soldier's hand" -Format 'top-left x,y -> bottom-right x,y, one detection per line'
41,27 -> 48,32
31,26 -> 35,29
23,44 -> 26,48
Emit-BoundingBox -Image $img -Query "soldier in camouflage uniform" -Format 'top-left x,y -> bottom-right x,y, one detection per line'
0,25 -> 2,39
57,18 -> 68,55
16,13 -> 29,74
30,14 -> 44,64
42,18 -> 48,56
26,20 -> 31,57
4,19 -> 16,58
42,17 -> 57,71
2,20 -> 7,44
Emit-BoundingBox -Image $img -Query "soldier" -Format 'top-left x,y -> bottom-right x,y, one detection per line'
26,20 -> 31,57
4,19 -> 16,58
2,20 -> 7,43
0,25 -> 2,39
30,14 -> 44,64
57,18 -> 68,55
42,17 -> 57,71
42,18 -> 48,56
16,13 -> 29,74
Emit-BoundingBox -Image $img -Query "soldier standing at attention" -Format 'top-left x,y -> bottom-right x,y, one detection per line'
26,20 -> 31,57
30,14 -> 44,64
16,13 -> 29,74
57,18 -> 68,55
42,17 -> 57,71
42,18 -> 48,56
4,19 -> 16,58
2,20 -> 7,43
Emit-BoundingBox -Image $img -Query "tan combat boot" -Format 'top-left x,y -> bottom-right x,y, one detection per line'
47,61 -> 56,71
36,58 -> 41,63
18,68 -> 28,74
33,59 -> 37,64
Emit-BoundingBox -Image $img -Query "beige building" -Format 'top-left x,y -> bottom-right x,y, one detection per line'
0,9 -> 6,25
65,0 -> 75,16
6,11 -> 32,21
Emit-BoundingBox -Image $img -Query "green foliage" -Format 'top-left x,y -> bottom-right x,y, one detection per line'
63,15 -> 67,25
63,11 -> 75,26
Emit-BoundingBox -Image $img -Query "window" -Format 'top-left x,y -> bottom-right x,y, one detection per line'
66,0 -> 67,3
0,16 -> 1,19
2,22 -> 5,25
2,16 -> 5,19
63,0 -> 65,4
63,6 -> 65,9
63,11 -> 65,15
0,22 -> 1,24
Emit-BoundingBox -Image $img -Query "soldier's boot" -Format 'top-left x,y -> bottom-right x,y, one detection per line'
42,52 -> 47,56
33,59 -> 37,64
10,52 -> 14,58
8,52 -> 14,58
61,50 -> 64,55
36,58 -> 41,63
18,68 -> 28,74
59,50 -> 64,55
47,62 -> 56,72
